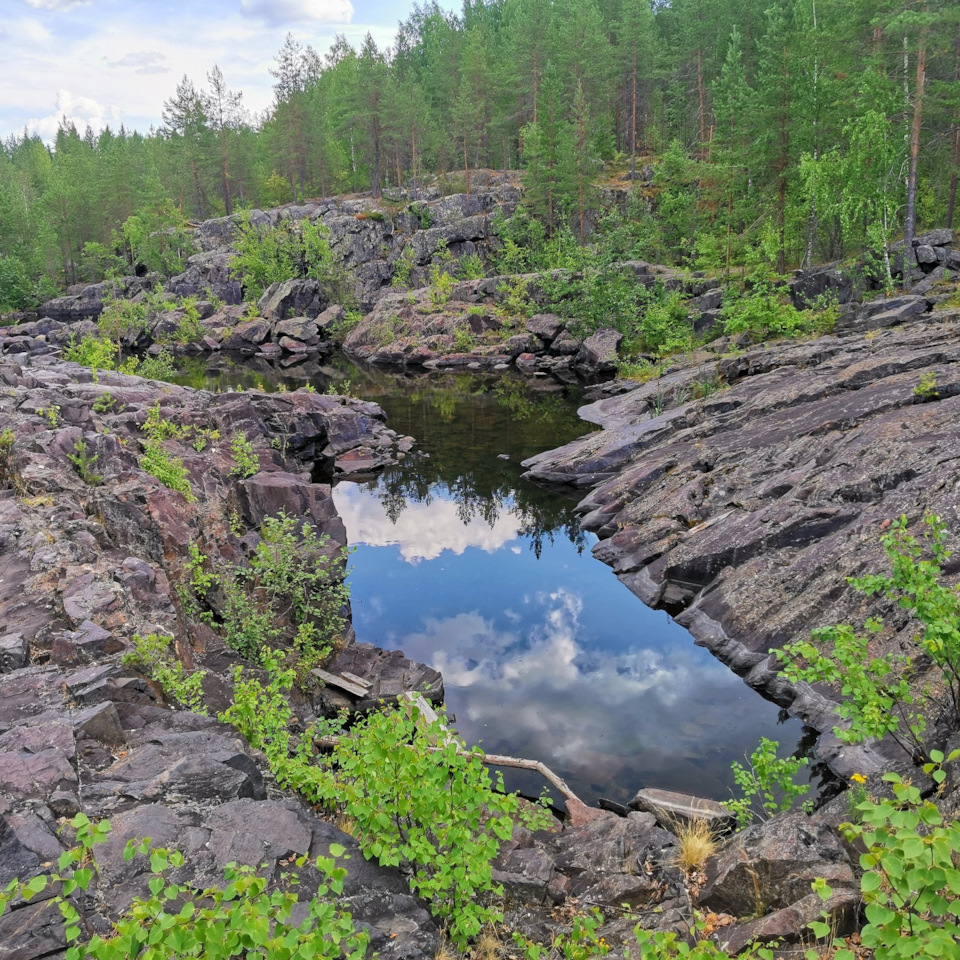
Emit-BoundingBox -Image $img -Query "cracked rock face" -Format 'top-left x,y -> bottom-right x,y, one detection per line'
524,305 -> 960,776
0,350 -> 440,960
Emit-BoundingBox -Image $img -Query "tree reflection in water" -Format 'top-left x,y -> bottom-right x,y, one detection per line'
342,368 -> 590,556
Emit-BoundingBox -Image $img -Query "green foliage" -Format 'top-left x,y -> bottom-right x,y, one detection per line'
495,276 -> 535,323
631,288 -> 694,356
38,404 -> 61,428
0,429 -> 19,490
91,392 -> 118,414
63,334 -> 118,380
138,402 -> 195,500
391,248 -> 416,288
453,324 -> 476,352
96,292 -> 151,356
67,438 -> 102,486
514,908 -> 610,960
231,213 -> 347,304
428,267 -> 454,308
116,205 -> 192,277
409,201 -> 433,229
185,512 -> 348,665
156,296 -> 204,346
0,254 -> 35,311
914,371 -> 939,399
721,273 -> 836,341
139,442 -> 194,500
120,349 -> 178,382
811,757 -> 960,960
0,813 -> 367,960
778,514 -> 960,761
726,738 -> 810,829
262,169 -> 293,207
456,253 -> 485,281
229,430 -> 259,479
122,632 -> 207,714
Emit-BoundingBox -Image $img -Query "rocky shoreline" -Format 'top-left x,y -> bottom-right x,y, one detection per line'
4,197 -> 960,955
524,289 -> 960,779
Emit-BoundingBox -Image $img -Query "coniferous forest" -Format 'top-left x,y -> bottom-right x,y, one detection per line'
1,0 -> 958,309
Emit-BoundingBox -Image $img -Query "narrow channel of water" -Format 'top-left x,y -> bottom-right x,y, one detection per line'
180,356 -> 806,807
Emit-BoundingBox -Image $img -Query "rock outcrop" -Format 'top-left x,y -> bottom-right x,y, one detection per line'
0,346 -> 447,960
523,298 -> 960,777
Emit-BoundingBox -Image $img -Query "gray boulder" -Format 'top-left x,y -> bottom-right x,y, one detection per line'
257,279 -> 325,322
574,327 -> 623,377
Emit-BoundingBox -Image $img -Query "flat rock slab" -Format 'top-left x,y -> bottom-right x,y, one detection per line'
523,315 -> 960,776
629,787 -> 736,834
318,643 -> 444,714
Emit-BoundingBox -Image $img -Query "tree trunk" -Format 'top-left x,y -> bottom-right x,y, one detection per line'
630,41 -> 638,177
904,35 -> 927,251
947,36 -> 960,228
697,46 -> 708,159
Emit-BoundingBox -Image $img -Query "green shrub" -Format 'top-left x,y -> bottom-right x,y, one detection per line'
97,290 -> 151,350
812,754 -> 960,960
229,431 -> 259,479
66,438 -> 102,486
184,512 -> 348,665
453,324 -> 476,352
0,813 -> 367,960
721,272 -> 837,341
456,253 -> 485,281
139,442 -> 194,500
156,297 -> 204,346
726,737 -> 810,829
63,334 -> 118,379
122,632 -> 207,714
0,429 -> 20,491
231,214 -> 348,304
778,514 -> 960,761
223,668 -> 542,948
92,393 -> 118,414
138,402 -> 194,500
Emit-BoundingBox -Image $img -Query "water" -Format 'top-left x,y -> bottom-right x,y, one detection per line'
324,365 -> 805,807
179,358 -> 806,806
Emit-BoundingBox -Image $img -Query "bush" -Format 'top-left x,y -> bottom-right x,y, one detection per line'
726,737 -> 809,829
812,754 -> 960,960
778,514 -> 960,761
122,632 -> 207,714
223,671 -> 543,949
231,214 -> 348,304
0,813 -> 367,960
184,512 -> 348,665
721,272 -> 837,341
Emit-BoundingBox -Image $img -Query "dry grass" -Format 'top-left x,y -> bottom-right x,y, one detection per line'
434,932 -> 459,960
668,818 -> 718,874
470,926 -> 503,960
334,811 -> 357,837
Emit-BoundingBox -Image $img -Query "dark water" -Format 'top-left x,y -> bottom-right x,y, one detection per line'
180,357 -> 806,807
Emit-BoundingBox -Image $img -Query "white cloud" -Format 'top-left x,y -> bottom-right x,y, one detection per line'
0,4 -> 396,141
334,483 -> 522,563
239,0 -> 353,25
26,88 -> 122,140
25,0 -> 90,9
105,51 -> 171,75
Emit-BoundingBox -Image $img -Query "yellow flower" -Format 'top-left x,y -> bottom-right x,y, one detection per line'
851,773 -> 867,784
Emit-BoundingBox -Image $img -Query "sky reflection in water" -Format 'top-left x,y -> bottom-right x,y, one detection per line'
332,371 -> 800,807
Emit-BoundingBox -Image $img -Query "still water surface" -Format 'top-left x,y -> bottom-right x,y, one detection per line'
323,365 -> 804,807
177,357 -> 805,806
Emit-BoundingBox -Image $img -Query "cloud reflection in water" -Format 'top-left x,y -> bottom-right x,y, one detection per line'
334,473 -> 797,806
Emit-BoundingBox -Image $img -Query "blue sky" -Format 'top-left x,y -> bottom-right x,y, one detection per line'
0,0 -> 422,142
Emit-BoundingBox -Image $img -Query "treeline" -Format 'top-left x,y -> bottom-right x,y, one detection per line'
1,0 -> 959,308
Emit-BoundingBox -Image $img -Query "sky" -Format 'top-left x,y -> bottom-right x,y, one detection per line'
0,0 -> 419,143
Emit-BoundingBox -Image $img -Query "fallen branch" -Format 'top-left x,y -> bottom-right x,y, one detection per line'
313,691 -> 585,806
